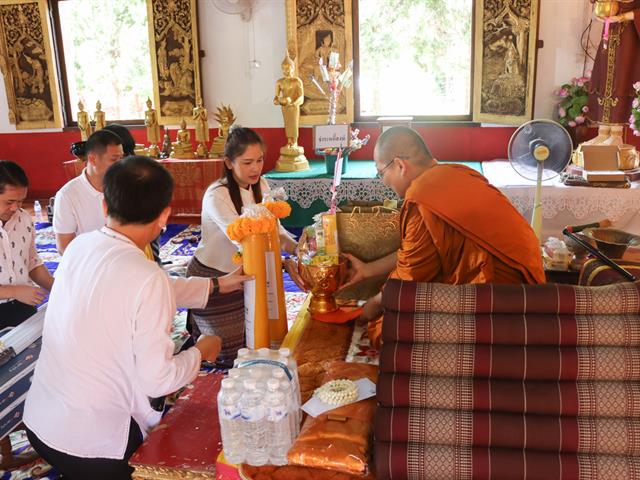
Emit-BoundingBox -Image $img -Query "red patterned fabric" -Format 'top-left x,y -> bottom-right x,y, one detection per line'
381,311 -> 640,346
376,279 -> 640,479
579,259 -> 640,286
375,407 -> 640,455
375,443 -> 640,480
381,278 -> 640,315
377,373 -> 640,417
379,343 -> 640,381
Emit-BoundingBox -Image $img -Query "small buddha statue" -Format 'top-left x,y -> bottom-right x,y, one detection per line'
144,97 -> 161,157
170,118 -> 195,159
210,104 -> 236,158
192,98 -> 210,158
160,128 -> 172,159
93,100 -> 106,131
77,100 -> 91,141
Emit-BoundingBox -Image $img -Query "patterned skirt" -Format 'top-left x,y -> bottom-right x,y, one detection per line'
186,256 -> 245,365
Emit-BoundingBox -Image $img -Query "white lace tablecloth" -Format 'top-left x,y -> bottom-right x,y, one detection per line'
265,177 -> 398,209
483,161 -> 640,239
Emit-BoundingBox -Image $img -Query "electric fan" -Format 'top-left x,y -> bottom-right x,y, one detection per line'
211,0 -> 253,21
508,119 -> 573,240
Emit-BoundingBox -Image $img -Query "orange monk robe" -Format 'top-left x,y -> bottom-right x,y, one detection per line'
368,164 -> 545,347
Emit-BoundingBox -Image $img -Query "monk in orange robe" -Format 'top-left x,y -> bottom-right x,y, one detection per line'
343,126 -> 545,348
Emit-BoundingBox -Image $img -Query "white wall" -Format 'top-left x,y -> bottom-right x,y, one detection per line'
0,0 -> 599,134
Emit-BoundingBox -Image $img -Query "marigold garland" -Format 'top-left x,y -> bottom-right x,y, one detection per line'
227,215 -> 277,242
232,251 -> 243,264
262,200 -> 291,219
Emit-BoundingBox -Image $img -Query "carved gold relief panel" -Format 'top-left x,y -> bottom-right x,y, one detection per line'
286,0 -> 354,125
0,0 -> 62,129
146,0 -> 202,125
473,0 -> 539,125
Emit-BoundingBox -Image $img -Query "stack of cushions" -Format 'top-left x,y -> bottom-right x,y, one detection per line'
375,279 -> 640,480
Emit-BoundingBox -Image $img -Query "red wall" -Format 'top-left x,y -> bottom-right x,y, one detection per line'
1,123 -> 629,199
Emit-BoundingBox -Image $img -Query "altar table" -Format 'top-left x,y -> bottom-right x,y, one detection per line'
264,160 -> 483,227
62,158 -> 223,217
483,161 -> 640,240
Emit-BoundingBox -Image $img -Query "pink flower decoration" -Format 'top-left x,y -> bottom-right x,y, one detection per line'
575,116 -> 585,124
634,130 -> 640,137
568,121 -> 577,127
582,106 -> 589,113
576,79 -> 584,87
558,107 -> 566,117
558,88 -> 569,98
634,98 -> 640,109
634,82 -> 640,91
631,115 -> 637,124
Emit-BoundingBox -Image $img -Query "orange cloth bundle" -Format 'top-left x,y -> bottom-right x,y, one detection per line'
287,361 -> 378,476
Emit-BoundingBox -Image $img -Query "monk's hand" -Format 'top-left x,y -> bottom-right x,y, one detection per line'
357,293 -> 383,325
284,257 -> 306,291
340,253 -> 369,291
218,267 -> 253,294
195,335 -> 222,362
11,285 -> 47,306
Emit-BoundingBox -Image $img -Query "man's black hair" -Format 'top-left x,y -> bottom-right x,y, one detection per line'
0,160 -> 28,194
103,156 -> 173,225
85,129 -> 122,156
103,124 -> 136,156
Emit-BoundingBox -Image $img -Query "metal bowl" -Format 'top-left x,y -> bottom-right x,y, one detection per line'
581,228 -> 640,259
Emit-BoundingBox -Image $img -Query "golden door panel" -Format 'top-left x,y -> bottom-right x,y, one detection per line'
286,0 -> 354,125
473,0 -> 539,125
0,0 -> 62,129
146,0 -> 202,125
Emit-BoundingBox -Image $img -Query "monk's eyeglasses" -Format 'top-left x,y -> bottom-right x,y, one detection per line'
376,155 -> 409,179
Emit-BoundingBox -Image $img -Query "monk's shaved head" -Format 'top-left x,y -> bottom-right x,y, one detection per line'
374,126 -> 434,166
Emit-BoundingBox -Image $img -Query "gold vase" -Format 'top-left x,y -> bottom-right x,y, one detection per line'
594,0 -> 620,17
298,256 -> 348,314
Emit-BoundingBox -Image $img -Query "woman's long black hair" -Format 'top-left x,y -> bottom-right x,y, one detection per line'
218,127 -> 264,214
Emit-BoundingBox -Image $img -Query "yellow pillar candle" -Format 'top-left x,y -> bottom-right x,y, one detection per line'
241,232 -> 271,350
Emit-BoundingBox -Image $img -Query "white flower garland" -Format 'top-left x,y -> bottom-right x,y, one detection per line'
315,379 -> 359,406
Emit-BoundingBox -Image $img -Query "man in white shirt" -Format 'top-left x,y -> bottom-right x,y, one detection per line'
53,129 -> 124,254
24,156 -> 249,479
0,161 -> 53,327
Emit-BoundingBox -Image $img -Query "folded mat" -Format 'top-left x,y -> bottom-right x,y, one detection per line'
375,407 -> 640,455
379,343 -> 640,381
374,442 -> 640,480
381,278 -> 640,315
377,373 -> 640,417
381,310 -> 640,347
287,361 -> 378,476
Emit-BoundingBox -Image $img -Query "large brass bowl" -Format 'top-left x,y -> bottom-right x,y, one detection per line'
594,0 -> 620,17
298,256 -> 348,314
582,228 -> 640,258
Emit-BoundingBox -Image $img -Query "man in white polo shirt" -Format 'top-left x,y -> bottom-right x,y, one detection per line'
24,156 -> 249,479
53,129 -> 123,254
0,161 -> 53,327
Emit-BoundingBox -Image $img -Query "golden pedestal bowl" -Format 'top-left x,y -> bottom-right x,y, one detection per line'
298,256 -> 348,314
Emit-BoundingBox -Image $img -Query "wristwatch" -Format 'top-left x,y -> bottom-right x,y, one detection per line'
211,277 -> 220,296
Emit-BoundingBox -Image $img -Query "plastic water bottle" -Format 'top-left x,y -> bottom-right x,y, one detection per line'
33,200 -> 42,223
218,379 -> 244,464
233,348 -> 252,367
278,348 -> 300,402
265,378 -> 291,465
239,379 -> 269,466
278,379 -> 299,440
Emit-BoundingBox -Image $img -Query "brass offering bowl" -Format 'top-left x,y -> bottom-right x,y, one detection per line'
582,228 -> 640,259
594,0 -> 620,17
298,256 -> 348,314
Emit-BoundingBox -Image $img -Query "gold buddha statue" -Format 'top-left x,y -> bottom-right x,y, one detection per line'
93,100 -> 106,131
192,98 -> 210,158
273,51 -> 308,172
144,97 -> 161,157
77,100 -> 91,141
170,118 -> 195,159
209,104 -> 236,158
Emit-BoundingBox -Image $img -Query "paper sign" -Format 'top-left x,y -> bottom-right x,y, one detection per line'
314,124 -> 350,150
244,278 -> 256,349
301,378 -> 376,417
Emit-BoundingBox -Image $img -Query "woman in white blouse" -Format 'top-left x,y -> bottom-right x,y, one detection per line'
187,127 -> 296,365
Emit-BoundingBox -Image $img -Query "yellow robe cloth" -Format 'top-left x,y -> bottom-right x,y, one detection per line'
368,163 -> 545,347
